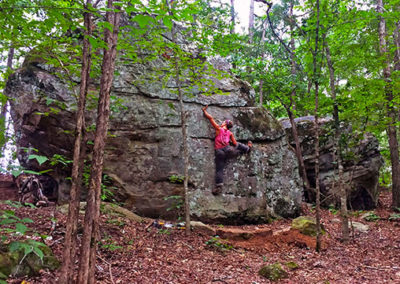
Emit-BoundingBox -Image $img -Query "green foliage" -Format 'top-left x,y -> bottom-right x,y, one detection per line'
389,212 -> 400,220
168,175 -> 184,184
105,218 -> 125,227
100,174 -> 118,202
28,154 -> 48,166
364,212 -> 380,222
100,234 -> 122,251
0,206 -> 47,268
164,195 -> 183,213
157,229 -> 171,235
328,204 -> 338,215
82,166 -> 118,203
49,154 -> 72,167
0,209 -> 33,240
205,236 -> 232,252
9,239 -> 47,261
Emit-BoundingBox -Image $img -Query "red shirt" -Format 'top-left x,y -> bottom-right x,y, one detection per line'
215,128 -> 231,150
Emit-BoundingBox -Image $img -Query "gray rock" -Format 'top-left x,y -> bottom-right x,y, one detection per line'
281,117 -> 383,210
5,56 -> 303,223
351,221 -> 369,233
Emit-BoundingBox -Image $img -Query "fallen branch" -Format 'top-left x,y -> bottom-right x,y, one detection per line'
98,255 -> 115,284
181,241 -> 194,251
363,265 -> 400,271
48,205 -> 58,236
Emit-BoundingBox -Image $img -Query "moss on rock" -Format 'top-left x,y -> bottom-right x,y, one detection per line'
0,243 -> 60,279
258,262 -> 288,281
292,216 -> 325,236
285,261 -> 299,270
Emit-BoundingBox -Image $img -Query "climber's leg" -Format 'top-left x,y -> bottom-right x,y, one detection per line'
229,142 -> 251,158
215,148 -> 227,186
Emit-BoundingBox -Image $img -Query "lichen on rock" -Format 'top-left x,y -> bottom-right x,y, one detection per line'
5,48 -> 304,223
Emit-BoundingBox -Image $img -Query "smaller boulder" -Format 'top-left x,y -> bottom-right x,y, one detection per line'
0,242 -> 59,278
258,262 -> 288,281
285,261 -> 299,270
351,221 -> 369,233
291,216 -> 325,236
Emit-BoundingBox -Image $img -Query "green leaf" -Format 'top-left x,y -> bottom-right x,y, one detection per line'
15,223 -> 28,234
9,241 -> 22,252
33,246 -> 44,260
132,15 -> 154,28
28,154 -> 48,165
163,16 -> 173,30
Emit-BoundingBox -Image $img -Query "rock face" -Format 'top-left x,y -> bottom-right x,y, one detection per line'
5,57 -> 303,223
282,117 -> 383,210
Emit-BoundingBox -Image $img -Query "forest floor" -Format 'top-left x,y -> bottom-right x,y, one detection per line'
2,188 -> 400,284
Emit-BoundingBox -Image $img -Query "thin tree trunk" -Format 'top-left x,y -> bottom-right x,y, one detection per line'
312,0 -> 322,252
324,37 -> 349,242
6,47 -> 14,70
394,21 -> 400,71
59,2 -> 93,282
377,0 -> 400,209
394,20 -> 400,131
0,46 -> 14,152
168,0 -> 191,236
259,17 -> 267,106
230,0 -> 235,34
77,1 -> 121,283
288,0 -> 311,197
249,0 -> 255,43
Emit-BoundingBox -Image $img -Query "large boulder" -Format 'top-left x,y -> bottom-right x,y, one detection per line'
5,57 -> 303,223
281,117 -> 383,210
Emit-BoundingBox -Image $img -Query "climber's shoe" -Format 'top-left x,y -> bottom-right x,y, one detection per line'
212,183 -> 223,195
247,141 -> 253,152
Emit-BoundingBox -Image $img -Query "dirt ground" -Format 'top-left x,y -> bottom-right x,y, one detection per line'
2,188 -> 400,283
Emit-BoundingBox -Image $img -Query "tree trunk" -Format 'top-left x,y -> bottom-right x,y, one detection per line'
77,1 -> 121,283
230,0 -> 235,34
394,21 -> 400,71
259,17 -> 267,106
169,0 -> 191,236
6,47 -> 14,70
377,0 -> 400,209
249,0 -> 255,43
324,38 -> 349,242
395,20 -> 400,125
59,3 -> 93,283
312,0 -> 322,252
288,0 -> 311,197
0,46 -> 14,153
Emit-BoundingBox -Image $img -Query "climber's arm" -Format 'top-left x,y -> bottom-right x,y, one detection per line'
202,105 -> 220,131
230,132 -> 238,147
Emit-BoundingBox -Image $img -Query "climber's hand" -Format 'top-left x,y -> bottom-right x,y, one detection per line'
202,105 -> 208,112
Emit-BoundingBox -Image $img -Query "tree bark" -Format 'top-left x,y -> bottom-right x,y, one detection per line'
377,0 -> 400,209
6,47 -> 14,70
324,37 -> 349,242
312,0 -> 322,252
59,2 -> 92,283
249,0 -> 255,43
259,17 -> 267,106
230,0 -> 235,34
0,46 -> 14,153
77,1 -> 121,283
168,0 -> 191,236
394,21 -> 400,71
288,0 -> 311,197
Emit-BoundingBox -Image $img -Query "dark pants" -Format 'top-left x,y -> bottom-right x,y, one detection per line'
215,143 -> 250,185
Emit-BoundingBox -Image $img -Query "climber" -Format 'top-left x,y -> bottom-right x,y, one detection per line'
202,105 -> 252,195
